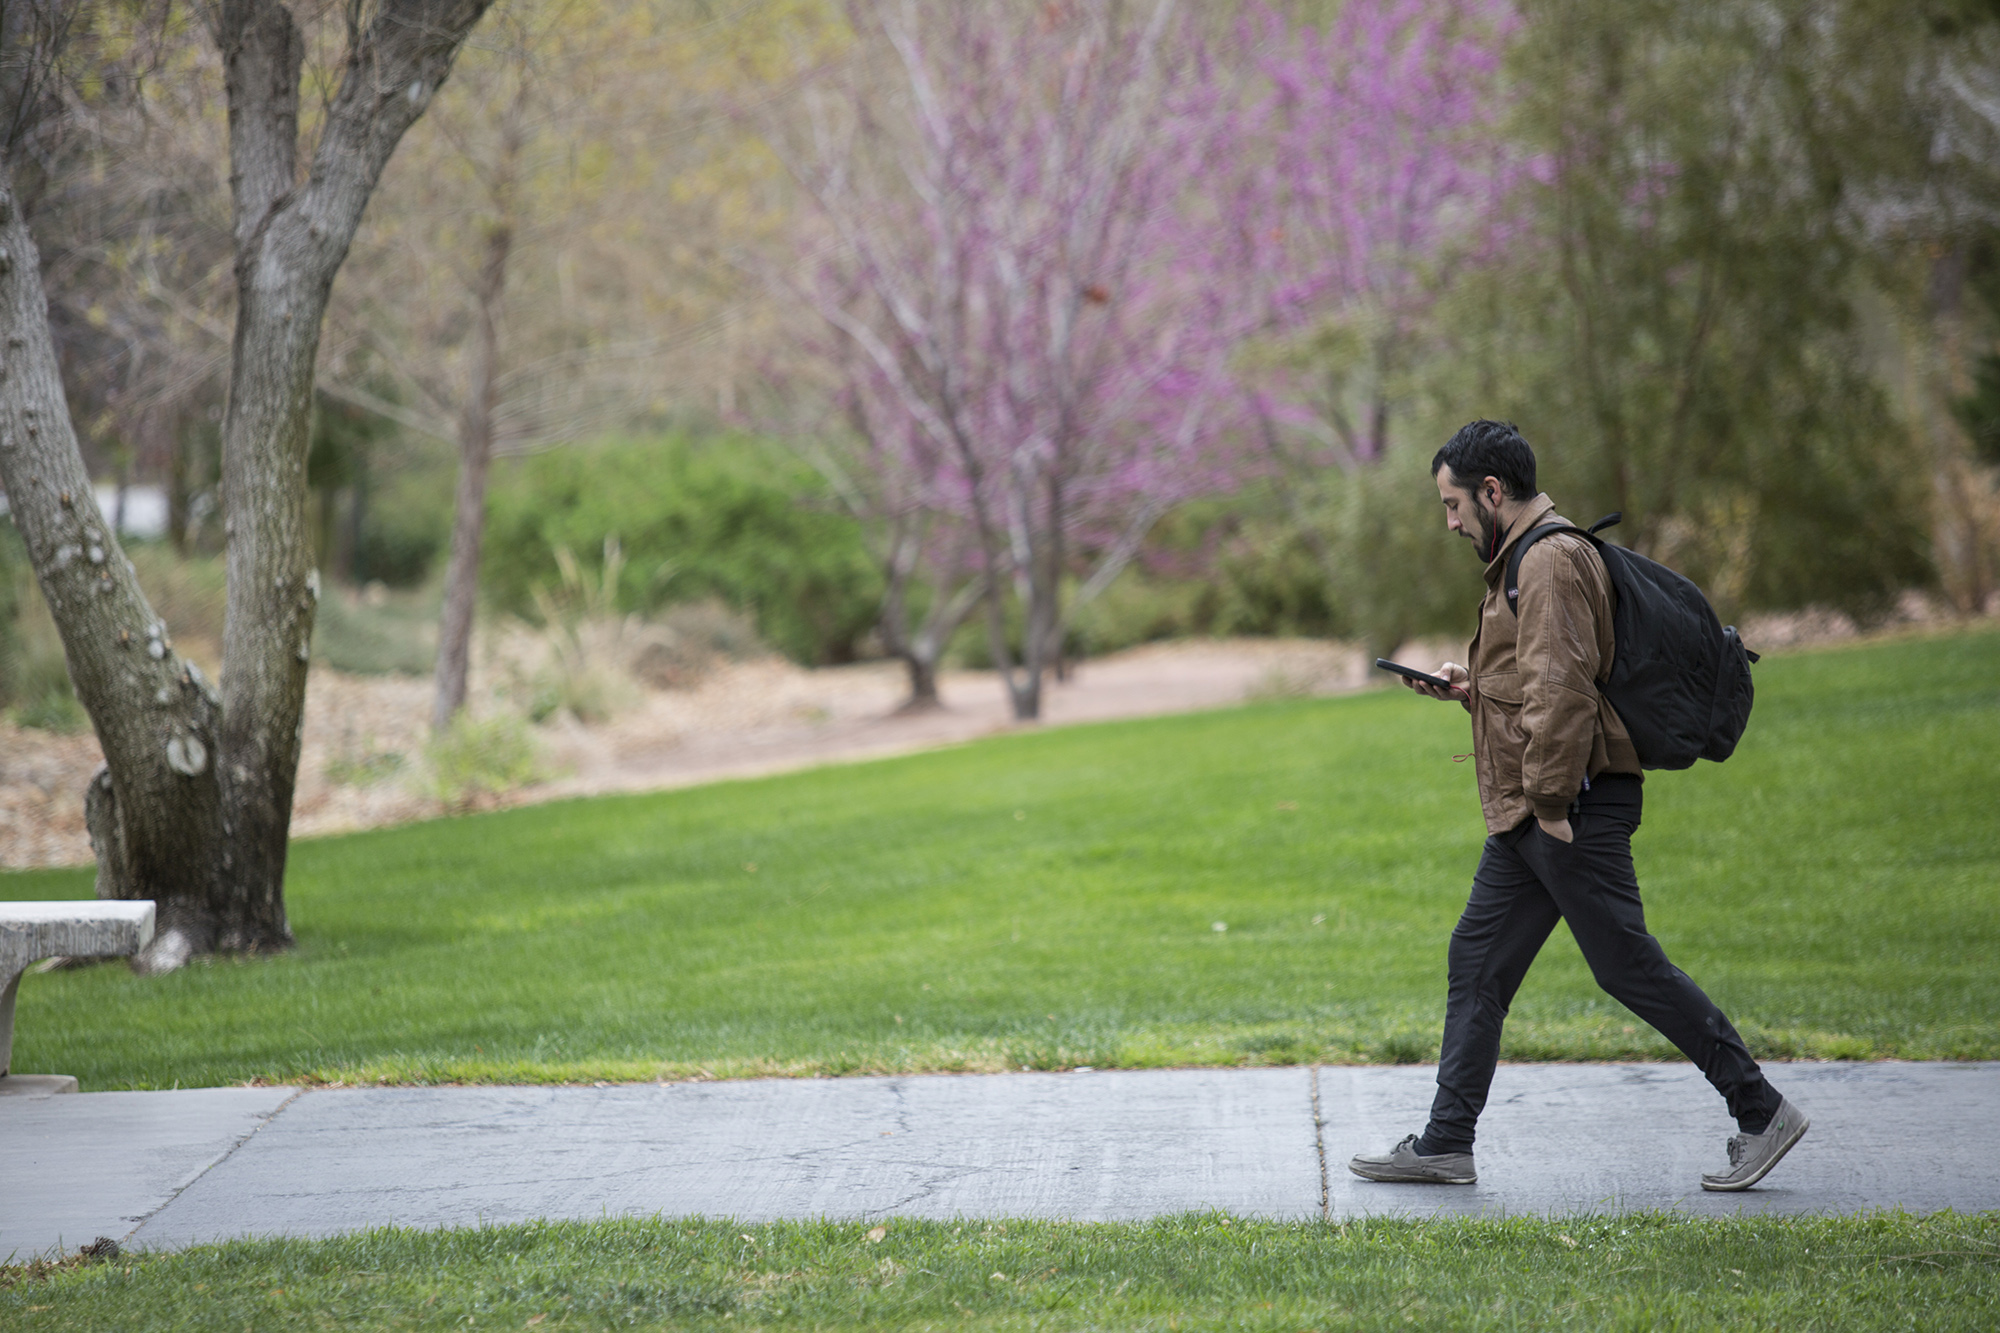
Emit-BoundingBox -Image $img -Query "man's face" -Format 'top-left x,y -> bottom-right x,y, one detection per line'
1434,465 -> 1498,557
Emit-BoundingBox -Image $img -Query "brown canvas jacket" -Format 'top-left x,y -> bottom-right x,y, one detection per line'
1465,494 -> 1641,835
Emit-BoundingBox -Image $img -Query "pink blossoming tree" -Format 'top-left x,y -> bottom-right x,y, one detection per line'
771,0 -> 1523,711
776,0 -> 1251,719
1221,0 -> 1524,472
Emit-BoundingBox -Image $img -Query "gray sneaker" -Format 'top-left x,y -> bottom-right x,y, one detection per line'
1701,1097 -> 1808,1192
1348,1134 -> 1477,1184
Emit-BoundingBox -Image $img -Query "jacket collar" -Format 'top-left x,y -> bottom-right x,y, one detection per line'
1482,493 -> 1559,586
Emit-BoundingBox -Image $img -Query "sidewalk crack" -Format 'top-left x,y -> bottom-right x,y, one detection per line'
121,1086 -> 306,1246
1312,1065 -> 1329,1221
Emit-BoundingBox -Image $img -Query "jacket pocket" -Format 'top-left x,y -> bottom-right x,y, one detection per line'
1473,671 -> 1528,797
1477,670 -> 1523,706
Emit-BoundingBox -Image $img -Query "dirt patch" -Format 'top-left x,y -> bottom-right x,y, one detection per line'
0,638 -> 1367,870
5,600 -> 1986,872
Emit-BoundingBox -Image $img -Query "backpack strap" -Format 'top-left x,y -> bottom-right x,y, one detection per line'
1505,524 -> 1583,616
1504,513 -> 1620,616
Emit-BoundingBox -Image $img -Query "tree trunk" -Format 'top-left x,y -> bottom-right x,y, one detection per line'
212,280 -> 320,950
167,427 -> 192,555
1040,473 -> 1068,686
901,572 -> 984,712
0,0 -> 492,970
1015,574 -> 1052,719
897,652 -> 940,711
206,0 -> 328,952
989,553 -> 1044,721
432,219 -> 511,730
315,480 -> 336,572
0,170 -> 228,971
976,527 -> 1040,720
947,445 -> 1041,721
344,459 -> 369,584
875,517 -> 982,713
331,482 -> 357,584
996,479 -> 1067,723
1925,243 -> 1999,616
211,0 -> 491,949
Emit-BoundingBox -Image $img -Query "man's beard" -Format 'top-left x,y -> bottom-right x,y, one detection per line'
1469,503 -> 1498,560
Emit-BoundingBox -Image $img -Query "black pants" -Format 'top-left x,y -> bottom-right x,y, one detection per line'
1422,775 -> 1782,1154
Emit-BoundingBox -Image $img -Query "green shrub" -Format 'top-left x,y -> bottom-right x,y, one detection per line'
1037,468 -> 1468,665
946,497 -> 1347,668
311,584 -> 438,676
481,434 -> 880,666
1304,447 -> 1479,656
0,522 -> 86,731
125,542 -> 227,649
1063,574 -> 1213,658
2,528 -> 236,731
324,747 -> 406,788
9,684 -> 87,733
1203,520 -> 1342,640
0,521 -> 27,708
355,450 -> 453,589
423,711 -> 544,806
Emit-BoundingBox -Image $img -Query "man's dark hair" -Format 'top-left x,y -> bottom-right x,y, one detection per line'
1432,421 -> 1537,502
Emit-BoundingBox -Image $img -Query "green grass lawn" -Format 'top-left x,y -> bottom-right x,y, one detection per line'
6,1213 -> 1998,1331
6,626 -> 1998,1090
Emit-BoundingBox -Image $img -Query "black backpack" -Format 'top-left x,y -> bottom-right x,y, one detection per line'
1505,513 -> 1758,771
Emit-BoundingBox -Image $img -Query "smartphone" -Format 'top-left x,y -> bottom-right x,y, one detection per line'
1375,658 -> 1456,691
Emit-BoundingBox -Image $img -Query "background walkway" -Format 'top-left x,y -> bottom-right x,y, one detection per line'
6,1062 -> 1996,1259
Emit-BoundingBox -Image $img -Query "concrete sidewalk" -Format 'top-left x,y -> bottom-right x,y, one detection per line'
5,1062 -> 1996,1259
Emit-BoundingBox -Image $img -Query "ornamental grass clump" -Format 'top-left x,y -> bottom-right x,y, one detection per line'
423,710 -> 544,808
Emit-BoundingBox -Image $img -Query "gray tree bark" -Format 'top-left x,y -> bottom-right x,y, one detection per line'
0,173 -> 227,969
432,217 -> 511,730
0,0 -> 491,970
875,515 -> 982,713
431,68 -> 528,731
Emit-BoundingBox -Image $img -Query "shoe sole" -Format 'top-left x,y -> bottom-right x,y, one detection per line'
1700,1114 -> 1809,1192
1347,1162 -> 1477,1185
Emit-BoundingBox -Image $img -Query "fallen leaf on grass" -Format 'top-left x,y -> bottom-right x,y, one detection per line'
867,1226 -> 888,1244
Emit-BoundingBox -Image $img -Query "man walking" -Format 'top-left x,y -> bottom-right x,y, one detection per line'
1348,420 -> 1807,1192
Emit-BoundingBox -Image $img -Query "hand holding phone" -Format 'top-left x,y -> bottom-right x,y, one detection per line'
1376,658 -> 1469,701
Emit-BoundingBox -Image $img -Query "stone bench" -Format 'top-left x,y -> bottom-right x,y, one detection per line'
1,900 -> 154,1096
